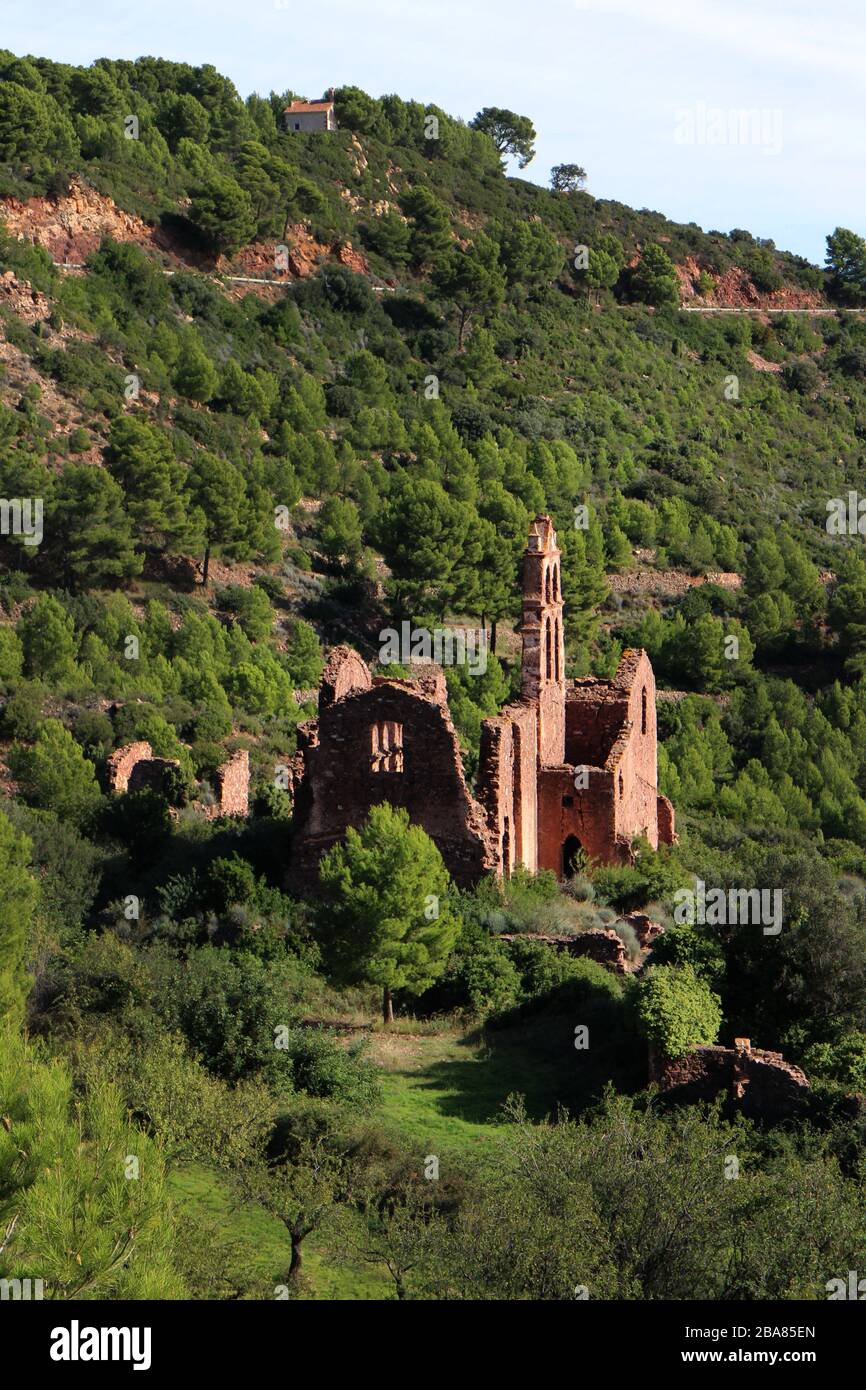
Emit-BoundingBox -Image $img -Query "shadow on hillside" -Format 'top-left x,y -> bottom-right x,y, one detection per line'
406,1011 -> 646,1126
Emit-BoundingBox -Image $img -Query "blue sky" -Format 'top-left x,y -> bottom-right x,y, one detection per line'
6,0 -> 865,264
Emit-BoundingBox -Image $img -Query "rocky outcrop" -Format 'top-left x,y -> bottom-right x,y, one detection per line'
499,929 -> 629,974
620,910 -> 665,950
2,178 -> 159,264
674,253 -> 823,311
0,269 -> 51,322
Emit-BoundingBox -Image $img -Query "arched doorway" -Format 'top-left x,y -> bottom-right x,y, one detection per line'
562,834 -> 582,879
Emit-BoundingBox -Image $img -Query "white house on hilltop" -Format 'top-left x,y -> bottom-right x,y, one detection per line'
283,90 -> 337,133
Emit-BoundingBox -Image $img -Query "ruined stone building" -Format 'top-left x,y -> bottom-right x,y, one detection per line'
289,515 -> 676,889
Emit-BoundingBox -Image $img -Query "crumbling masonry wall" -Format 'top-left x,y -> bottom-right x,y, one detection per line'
477,703 -> 538,875
655,1040 -> 809,1122
107,739 -> 250,818
106,741 -> 153,794
289,654 -> 497,891
211,748 -> 249,818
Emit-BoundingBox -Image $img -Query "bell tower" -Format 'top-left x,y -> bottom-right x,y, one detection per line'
521,515 -> 565,766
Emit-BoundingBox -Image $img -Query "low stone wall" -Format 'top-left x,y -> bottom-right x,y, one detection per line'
655,1038 -> 809,1121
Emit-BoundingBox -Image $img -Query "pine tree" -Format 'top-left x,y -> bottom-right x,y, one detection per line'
105,417 -> 191,549
0,811 -> 38,1027
0,1031 -> 184,1298
187,451 -> 247,583
47,464 -> 143,589
316,804 -> 460,1023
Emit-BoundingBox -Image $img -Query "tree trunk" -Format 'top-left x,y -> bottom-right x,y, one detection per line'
202,544 -> 211,587
288,1235 -> 303,1279
383,985 -> 394,1026
490,620 -> 497,656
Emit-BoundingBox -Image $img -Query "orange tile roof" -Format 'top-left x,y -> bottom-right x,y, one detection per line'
284,100 -> 334,113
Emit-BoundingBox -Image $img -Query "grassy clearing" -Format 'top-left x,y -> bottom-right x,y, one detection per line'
368,1018 -> 590,1157
168,999 -> 641,1298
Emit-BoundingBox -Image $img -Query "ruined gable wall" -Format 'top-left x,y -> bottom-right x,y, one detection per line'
289,680 -> 497,890
319,644 -> 372,709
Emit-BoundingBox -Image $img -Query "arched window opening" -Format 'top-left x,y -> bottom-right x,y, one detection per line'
545,616 -> 552,681
371,722 -> 404,773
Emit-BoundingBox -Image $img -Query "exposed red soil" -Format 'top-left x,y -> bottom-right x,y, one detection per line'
675,253 -> 823,311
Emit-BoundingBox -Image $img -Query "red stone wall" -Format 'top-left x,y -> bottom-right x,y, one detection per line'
477,702 -> 539,874
656,1042 -> 809,1121
477,716 -> 514,875
106,741 -> 153,794
213,748 -> 249,817
565,684 -> 626,767
289,675 -> 497,891
537,765 -> 620,873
